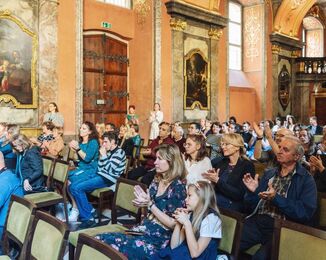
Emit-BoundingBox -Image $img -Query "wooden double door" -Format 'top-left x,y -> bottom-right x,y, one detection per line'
83,33 -> 128,127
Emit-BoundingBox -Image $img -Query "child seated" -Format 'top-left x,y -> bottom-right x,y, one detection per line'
153,180 -> 222,260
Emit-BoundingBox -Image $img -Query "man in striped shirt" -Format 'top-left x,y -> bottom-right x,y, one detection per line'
69,131 -> 126,227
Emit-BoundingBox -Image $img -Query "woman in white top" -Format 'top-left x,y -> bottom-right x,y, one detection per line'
43,102 -> 64,127
184,134 -> 212,184
149,103 -> 163,140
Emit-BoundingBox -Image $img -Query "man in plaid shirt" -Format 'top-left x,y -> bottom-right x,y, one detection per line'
240,136 -> 317,260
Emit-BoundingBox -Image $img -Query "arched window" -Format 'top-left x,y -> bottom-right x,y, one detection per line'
229,1 -> 242,70
302,16 -> 324,57
98,0 -> 131,9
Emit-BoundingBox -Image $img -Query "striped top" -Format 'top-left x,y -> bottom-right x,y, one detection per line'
97,146 -> 126,191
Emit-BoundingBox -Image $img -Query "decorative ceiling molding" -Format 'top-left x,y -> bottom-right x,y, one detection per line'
274,0 -> 316,38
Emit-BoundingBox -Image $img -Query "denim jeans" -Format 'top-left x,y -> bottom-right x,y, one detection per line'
0,170 -> 24,238
69,173 -> 113,220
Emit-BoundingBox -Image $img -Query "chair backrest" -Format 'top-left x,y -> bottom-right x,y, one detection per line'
25,211 -> 68,260
42,155 -> 56,188
318,192 -> 326,230
3,195 -> 36,254
124,156 -> 131,177
74,233 -> 127,260
271,219 -> 326,260
218,208 -> 244,259
52,159 -> 70,183
59,144 -> 70,161
111,178 -> 147,224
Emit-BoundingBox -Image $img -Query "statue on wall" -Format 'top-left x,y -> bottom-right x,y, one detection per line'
278,64 -> 291,111
184,49 -> 210,110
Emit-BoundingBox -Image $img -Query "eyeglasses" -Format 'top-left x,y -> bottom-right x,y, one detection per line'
220,142 -> 232,147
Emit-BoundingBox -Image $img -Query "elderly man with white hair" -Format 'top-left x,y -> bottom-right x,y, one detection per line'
240,136 -> 317,260
172,125 -> 186,154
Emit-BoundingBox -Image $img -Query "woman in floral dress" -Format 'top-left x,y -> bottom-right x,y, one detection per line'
97,144 -> 187,259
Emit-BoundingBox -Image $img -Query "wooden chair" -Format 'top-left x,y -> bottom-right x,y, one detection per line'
41,155 -> 56,189
271,219 -> 326,260
24,211 -> 69,260
24,159 -> 70,223
317,192 -> 326,231
88,157 -> 131,223
218,208 -> 244,260
68,178 -> 146,259
74,233 -> 127,260
0,195 -> 36,259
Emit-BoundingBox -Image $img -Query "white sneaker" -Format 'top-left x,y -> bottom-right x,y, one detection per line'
68,208 -> 79,222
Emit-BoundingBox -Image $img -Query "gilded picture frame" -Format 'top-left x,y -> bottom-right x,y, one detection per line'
184,49 -> 210,110
0,10 -> 38,108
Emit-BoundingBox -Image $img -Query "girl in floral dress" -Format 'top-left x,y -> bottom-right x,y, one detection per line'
97,144 -> 187,259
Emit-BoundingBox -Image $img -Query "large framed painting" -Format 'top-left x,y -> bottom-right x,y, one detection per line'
184,49 -> 210,110
0,10 -> 37,108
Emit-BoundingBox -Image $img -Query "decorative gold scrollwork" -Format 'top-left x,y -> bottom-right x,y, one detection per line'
169,18 -> 187,31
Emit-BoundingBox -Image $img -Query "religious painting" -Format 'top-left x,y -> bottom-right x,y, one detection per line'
0,10 -> 37,108
184,49 -> 210,110
278,64 -> 291,111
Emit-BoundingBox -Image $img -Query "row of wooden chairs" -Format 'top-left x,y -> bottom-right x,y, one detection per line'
0,195 -> 126,260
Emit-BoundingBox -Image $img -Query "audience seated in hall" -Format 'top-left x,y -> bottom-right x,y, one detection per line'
95,122 -> 105,141
95,144 -> 187,259
308,116 -> 323,136
184,134 -> 212,184
240,136 -> 317,259
299,127 -> 317,169
204,133 -> 255,213
43,102 -> 64,127
69,132 -> 126,228
105,122 -> 116,133
0,124 -> 20,170
187,122 -> 201,135
67,121 -> 99,222
128,121 -> 174,186
30,121 -> 55,150
118,124 -> 134,157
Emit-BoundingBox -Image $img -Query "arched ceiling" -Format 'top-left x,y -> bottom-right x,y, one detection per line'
303,16 -> 323,29
274,0 -> 316,38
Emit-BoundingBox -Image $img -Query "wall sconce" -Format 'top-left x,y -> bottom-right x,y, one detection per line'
134,0 -> 150,26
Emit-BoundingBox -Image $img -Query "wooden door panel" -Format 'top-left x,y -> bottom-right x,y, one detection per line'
84,35 -> 104,70
83,32 -> 128,126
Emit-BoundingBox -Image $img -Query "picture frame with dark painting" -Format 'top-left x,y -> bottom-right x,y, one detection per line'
184,49 -> 210,110
0,10 -> 37,108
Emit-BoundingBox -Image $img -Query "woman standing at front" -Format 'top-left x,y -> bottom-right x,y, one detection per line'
149,103 -> 163,140
43,102 -> 64,127
203,133 -> 255,212
97,144 -> 187,259
68,121 -> 99,221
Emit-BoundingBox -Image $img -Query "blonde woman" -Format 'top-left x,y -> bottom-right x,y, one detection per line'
203,133 -> 255,212
97,144 -> 187,259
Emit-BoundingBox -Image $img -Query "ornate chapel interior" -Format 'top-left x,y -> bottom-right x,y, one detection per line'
0,0 -> 325,140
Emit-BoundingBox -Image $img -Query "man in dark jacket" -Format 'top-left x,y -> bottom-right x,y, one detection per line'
240,136 -> 317,260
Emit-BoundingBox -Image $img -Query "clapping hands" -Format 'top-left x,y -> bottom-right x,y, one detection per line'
243,173 -> 259,192
132,185 -> 151,208
202,168 -> 220,183
173,208 -> 190,225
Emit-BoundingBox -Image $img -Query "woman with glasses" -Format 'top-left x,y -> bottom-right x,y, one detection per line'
184,134 -> 212,184
203,133 -> 255,212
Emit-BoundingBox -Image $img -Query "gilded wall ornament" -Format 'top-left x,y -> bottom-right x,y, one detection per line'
208,28 -> 223,40
272,44 -> 281,54
291,0 -> 305,10
169,18 -> 187,31
134,0 -> 151,26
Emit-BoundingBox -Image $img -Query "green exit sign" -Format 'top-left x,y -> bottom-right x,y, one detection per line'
101,21 -> 112,29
